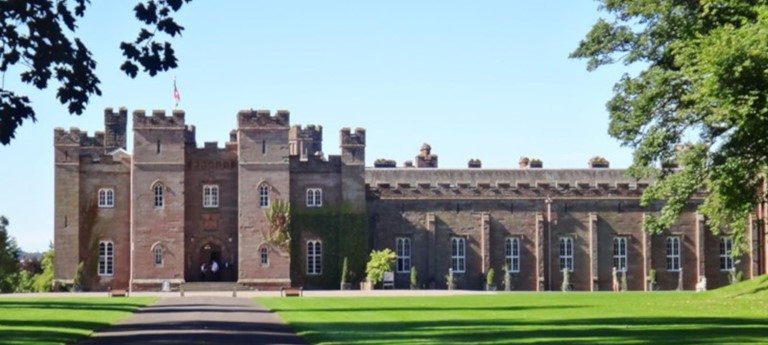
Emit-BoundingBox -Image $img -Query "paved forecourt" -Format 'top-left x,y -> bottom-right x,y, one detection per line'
76,296 -> 308,345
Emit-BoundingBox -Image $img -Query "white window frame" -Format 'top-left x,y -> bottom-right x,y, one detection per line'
307,240 -> 322,275
98,241 -> 114,276
306,188 -> 323,207
98,188 -> 114,208
451,237 -> 466,273
505,237 -> 520,273
396,237 -> 411,273
613,237 -> 628,272
154,246 -> 164,267
153,184 -> 164,208
559,237 -> 574,272
260,246 -> 269,267
666,237 -> 681,271
720,237 -> 734,271
259,184 -> 270,208
203,184 -> 219,208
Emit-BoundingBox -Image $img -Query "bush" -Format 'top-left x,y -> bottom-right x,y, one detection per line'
365,249 -> 396,284
33,249 -> 54,292
486,268 -> 495,286
410,266 -> 418,287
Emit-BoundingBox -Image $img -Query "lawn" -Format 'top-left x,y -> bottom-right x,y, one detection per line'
259,276 -> 768,344
0,297 -> 155,345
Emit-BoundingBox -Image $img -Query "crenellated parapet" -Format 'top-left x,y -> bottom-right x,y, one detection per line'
340,127 -> 366,147
237,109 -> 290,129
133,109 -> 185,128
104,107 -> 128,150
289,124 -> 323,156
54,127 -> 103,148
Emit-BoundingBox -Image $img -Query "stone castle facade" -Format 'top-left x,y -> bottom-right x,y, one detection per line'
54,108 -> 768,291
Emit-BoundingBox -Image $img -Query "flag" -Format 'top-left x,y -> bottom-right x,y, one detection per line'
173,78 -> 181,107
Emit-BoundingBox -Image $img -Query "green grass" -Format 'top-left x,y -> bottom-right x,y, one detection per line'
259,281 -> 768,344
0,297 -> 155,345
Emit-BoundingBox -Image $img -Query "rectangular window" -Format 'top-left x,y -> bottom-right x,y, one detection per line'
451,237 -> 466,273
154,246 -> 164,267
98,188 -> 115,208
559,237 -> 574,272
505,237 -> 520,273
260,247 -> 269,267
666,237 -> 681,271
306,188 -> 323,207
613,237 -> 628,272
259,184 -> 269,208
307,240 -> 322,275
203,184 -> 219,208
396,237 -> 411,273
720,237 -> 734,271
154,184 -> 164,208
98,241 -> 114,276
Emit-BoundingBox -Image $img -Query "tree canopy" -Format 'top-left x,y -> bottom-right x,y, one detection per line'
0,0 -> 191,145
0,216 -> 20,292
572,1 -> 768,250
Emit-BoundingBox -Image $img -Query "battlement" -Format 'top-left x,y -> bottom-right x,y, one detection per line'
237,109 -> 290,129
185,125 -> 197,144
133,109 -> 185,128
340,127 -> 366,146
290,124 -> 323,141
54,127 -> 103,147
104,107 -> 128,124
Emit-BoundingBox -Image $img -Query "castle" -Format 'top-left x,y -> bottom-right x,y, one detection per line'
53,108 -> 767,291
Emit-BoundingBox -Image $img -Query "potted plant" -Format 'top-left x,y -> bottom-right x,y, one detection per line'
486,268 -> 496,291
502,264 -> 512,291
410,266 -> 418,289
445,269 -> 456,290
340,256 -> 352,290
648,269 -> 658,291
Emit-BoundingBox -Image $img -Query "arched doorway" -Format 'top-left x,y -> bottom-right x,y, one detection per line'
191,237 -> 236,282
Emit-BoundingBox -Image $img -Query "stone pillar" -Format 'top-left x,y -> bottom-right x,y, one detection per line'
642,213 -> 651,292
481,212 -> 491,274
535,213 -> 545,291
695,213 -> 706,284
426,212 -> 436,284
589,213 -> 598,291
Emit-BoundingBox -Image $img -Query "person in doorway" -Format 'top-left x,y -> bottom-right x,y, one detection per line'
612,266 -> 620,292
211,260 -> 220,281
200,262 -> 208,281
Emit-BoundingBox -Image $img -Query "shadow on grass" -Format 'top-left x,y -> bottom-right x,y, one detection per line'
0,300 -> 146,313
270,304 -> 584,313
287,316 -> 768,345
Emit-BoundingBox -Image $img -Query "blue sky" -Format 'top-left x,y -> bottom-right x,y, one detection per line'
0,1 -> 637,252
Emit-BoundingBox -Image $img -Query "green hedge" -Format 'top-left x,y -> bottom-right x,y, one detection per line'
290,205 -> 368,289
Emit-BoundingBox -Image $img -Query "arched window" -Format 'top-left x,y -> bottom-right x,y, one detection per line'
505,237 -> 520,273
559,237 -> 574,272
203,184 -> 219,208
154,246 -> 164,267
98,241 -> 114,276
98,188 -> 115,208
451,237 -> 466,273
154,183 -> 164,208
306,188 -> 323,207
613,237 -> 628,272
307,240 -> 322,275
259,184 -> 269,208
396,237 -> 411,272
260,246 -> 269,266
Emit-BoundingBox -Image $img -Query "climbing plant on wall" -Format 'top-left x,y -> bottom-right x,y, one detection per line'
289,204 -> 368,289
264,200 -> 291,250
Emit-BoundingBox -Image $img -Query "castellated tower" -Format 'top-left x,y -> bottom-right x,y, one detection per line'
236,109 -> 291,288
288,124 -> 323,158
53,112 -> 131,290
104,107 -> 128,151
340,127 -> 366,212
130,109 -> 187,290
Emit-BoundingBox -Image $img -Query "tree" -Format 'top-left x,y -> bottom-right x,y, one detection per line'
365,248 -> 396,284
33,247 -> 55,292
571,1 -> 768,251
0,216 -> 20,292
0,0 -> 192,145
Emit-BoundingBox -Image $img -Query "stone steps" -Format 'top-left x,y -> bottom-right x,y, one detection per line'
182,282 -> 245,292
